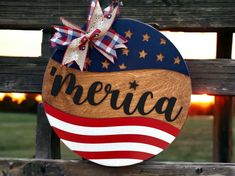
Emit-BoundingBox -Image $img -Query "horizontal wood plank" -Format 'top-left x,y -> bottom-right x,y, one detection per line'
0,159 -> 235,176
0,0 -> 235,31
0,57 -> 235,95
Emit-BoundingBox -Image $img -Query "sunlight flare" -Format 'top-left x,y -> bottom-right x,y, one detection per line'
191,94 -> 214,105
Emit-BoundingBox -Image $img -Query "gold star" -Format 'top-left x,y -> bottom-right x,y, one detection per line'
139,50 -> 148,59
101,60 -> 110,69
142,33 -> 151,42
119,63 -> 127,70
174,57 -> 181,64
125,30 -> 133,39
160,38 -> 167,45
156,53 -> 164,62
122,48 -> 129,56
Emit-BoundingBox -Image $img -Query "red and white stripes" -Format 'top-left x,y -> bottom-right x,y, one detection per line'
44,103 -> 180,167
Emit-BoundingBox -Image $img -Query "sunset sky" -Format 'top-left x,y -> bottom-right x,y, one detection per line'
0,30 -> 234,59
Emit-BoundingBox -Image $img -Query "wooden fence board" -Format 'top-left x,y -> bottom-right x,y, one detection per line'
0,0 -> 235,31
1,159 -> 235,176
0,57 -> 235,95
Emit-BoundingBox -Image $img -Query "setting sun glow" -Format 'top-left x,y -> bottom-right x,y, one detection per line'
35,94 -> 42,103
0,93 -> 215,106
0,93 -> 26,104
191,94 -> 215,105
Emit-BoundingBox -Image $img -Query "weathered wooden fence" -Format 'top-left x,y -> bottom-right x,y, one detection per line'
0,0 -> 235,175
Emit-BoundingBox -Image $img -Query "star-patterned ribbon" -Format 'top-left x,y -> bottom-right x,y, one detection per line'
50,0 -> 127,71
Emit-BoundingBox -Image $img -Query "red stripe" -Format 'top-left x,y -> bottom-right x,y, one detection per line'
109,29 -> 127,42
44,102 -> 180,136
53,127 -> 169,149
74,151 -> 154,160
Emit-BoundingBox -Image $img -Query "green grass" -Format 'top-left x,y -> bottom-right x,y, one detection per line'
155,117 -> 213,162
0,113 -> 36,158
0,113 -> 229,162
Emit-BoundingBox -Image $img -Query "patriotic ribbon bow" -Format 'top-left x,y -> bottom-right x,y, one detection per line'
50,0 -> 127,71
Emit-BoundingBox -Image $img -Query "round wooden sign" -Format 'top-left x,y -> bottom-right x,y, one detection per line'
42,18 -> 191,167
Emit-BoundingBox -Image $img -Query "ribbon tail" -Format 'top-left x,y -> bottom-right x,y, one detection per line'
98,6 -> 119,37
103,1 -> 120,16
87,0 -> 98,25
115,44 -> 127,49
94,45 -> 115,63
60,17 -> 85,33
87,0 -> 103,32
63,42 -> 89,71
50,25 -> 84,48
62,46 -> 76,66
103,3 -> 113,15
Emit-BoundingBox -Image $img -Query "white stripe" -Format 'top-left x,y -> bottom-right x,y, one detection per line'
90,159 -> 143,167
46,114 -> 175,143
61,139 -> 163,155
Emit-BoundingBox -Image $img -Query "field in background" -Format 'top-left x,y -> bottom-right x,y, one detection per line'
0,113 -> 226,162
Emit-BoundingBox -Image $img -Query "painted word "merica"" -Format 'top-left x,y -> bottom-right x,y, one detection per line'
49,67 -> 183,122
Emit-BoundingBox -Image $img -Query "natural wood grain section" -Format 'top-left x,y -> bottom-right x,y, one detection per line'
42,59 -> 191,129
0,0 -> 235,31
186,59 -> 235,95
0,57 -> 235,95
0,56 -> 47,93
1,159 -> 235,176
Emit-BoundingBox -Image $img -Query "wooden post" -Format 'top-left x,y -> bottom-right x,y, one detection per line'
35,103 -> 61,159
213,31 -> 233,162
35,30 -> 61,159
41,29 -> 53,58
213,96 -> 233,162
